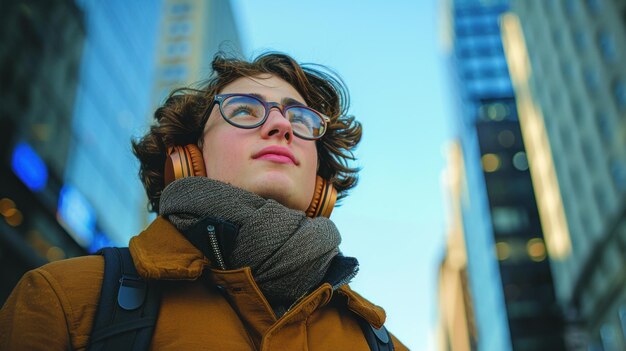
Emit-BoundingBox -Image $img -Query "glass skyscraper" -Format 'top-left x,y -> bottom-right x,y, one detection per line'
0,0 -> 86,303
63,0 -> 163,248
440,0 -> 564,349
502,1 -> 626,349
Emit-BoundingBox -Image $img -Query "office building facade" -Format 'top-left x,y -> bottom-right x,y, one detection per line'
501,1 -> 626,349
0,0 -> 87,303
441,0 -> 565,349
152,0 -> 242,110
64,0 -> 163,248
438,142 -> 478,351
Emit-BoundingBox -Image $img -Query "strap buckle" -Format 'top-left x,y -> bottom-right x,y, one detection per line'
117,274 -> 147,310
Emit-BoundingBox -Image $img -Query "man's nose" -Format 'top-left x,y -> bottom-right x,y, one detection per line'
260,107 -> 294,142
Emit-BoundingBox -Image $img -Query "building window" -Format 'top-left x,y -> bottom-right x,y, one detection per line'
597,30 -> 617,63
573,30 -> 588,52
593,184 -> 610,215
559,122 -> 573,149
581,137 -> 596,168
571,99 -> 585,125
584,67 -> 601,95
166,42 -> 191,59
543,0 -> 557,12
479,101 -> 511,121
570,163 -> 585,195
160,65 -> 188,82
526,238 -> 547,262
561,61 -> 575,83
512,151 -> 529,171
564,0 -> 579,16
550,88 -> 563,110
495,241 -> 511,261
497,130 -> 515,148
595,111 -> 614,143
611,160 -> 626,192
168,21 -> 192,37
481,153 -> 501,172
170,3 -> 191,15
585,0 -> 602,15
612,79 -> 626,110
492,207 -> 529,234
552,28 -> 563,48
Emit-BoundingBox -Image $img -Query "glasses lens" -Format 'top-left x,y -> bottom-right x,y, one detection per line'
286,107 -> 326,139
221,95 -> 265,126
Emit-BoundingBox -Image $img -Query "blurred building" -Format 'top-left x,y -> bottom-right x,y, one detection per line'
438,142 -> 478,351
152,0 -> 242,112
440,0 -> 565,349
0,0 -> 86,303
501,1 -> 626,350
63,0 -> 163,249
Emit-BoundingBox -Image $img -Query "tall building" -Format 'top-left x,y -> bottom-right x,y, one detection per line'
0,0 -> 86,303
63,0 -> 163,249
501,1 -> 626,349
152,0 -> 243,112
438,142 -> 478,351
440,0 -> 565,349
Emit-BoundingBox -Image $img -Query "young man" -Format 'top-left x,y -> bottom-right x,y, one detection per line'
0,53 -> 408,350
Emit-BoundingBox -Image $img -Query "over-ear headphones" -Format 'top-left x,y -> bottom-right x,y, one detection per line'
164,144 -> 337,218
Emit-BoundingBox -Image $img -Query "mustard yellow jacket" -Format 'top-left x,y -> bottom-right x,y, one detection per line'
0,217 -> 408,350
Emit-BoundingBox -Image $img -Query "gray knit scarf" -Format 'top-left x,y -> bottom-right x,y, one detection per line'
158,177 -> 343,305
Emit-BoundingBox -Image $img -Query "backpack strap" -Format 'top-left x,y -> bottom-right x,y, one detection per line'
88,247 -> 161,351
357,317 -> 395,351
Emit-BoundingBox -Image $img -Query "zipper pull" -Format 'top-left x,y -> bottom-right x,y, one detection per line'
207,224 -> 226,270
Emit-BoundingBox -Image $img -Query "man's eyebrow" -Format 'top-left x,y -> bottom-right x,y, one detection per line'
282,97 -> 306,107
248,93 -> 306,107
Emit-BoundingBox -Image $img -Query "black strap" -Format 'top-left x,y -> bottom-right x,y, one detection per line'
88,247 -> 161,351
357,317 -> 395,351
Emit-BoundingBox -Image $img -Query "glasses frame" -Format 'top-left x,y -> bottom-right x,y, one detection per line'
202,93 -> 330,140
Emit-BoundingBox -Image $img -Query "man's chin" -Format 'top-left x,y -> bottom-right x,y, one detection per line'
249,181 -> 306,211
256,187 -> 296,208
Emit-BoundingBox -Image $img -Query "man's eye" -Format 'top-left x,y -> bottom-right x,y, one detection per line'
291,115 -> 314,133
229,105 -> 260,119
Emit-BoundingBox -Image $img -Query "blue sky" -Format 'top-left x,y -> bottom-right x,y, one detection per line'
231,1 -> 454,349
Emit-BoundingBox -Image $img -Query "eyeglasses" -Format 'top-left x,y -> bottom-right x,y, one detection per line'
205,93 -> 330,140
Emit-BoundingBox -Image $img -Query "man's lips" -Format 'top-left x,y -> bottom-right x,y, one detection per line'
253,146 -> 298,165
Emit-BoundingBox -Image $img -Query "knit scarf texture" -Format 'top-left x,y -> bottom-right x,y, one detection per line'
158,176 -> 344,305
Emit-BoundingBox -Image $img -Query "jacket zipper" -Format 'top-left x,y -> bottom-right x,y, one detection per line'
207,224 -> 226,270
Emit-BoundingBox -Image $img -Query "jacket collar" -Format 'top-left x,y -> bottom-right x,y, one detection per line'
128,216 -> 386,327
129,216 -> 208,280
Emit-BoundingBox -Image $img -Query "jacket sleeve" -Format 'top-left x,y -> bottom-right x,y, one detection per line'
0,268 -> 71,351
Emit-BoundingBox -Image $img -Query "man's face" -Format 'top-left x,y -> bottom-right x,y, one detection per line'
200,74 -> 318,212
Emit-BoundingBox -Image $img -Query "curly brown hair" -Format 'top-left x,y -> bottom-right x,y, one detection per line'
132,52 -> 362,213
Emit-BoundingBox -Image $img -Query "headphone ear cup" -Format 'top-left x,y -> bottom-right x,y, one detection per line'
163,144 -> 207,187
185,144 -> 207,178
306,176 -> 337,218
